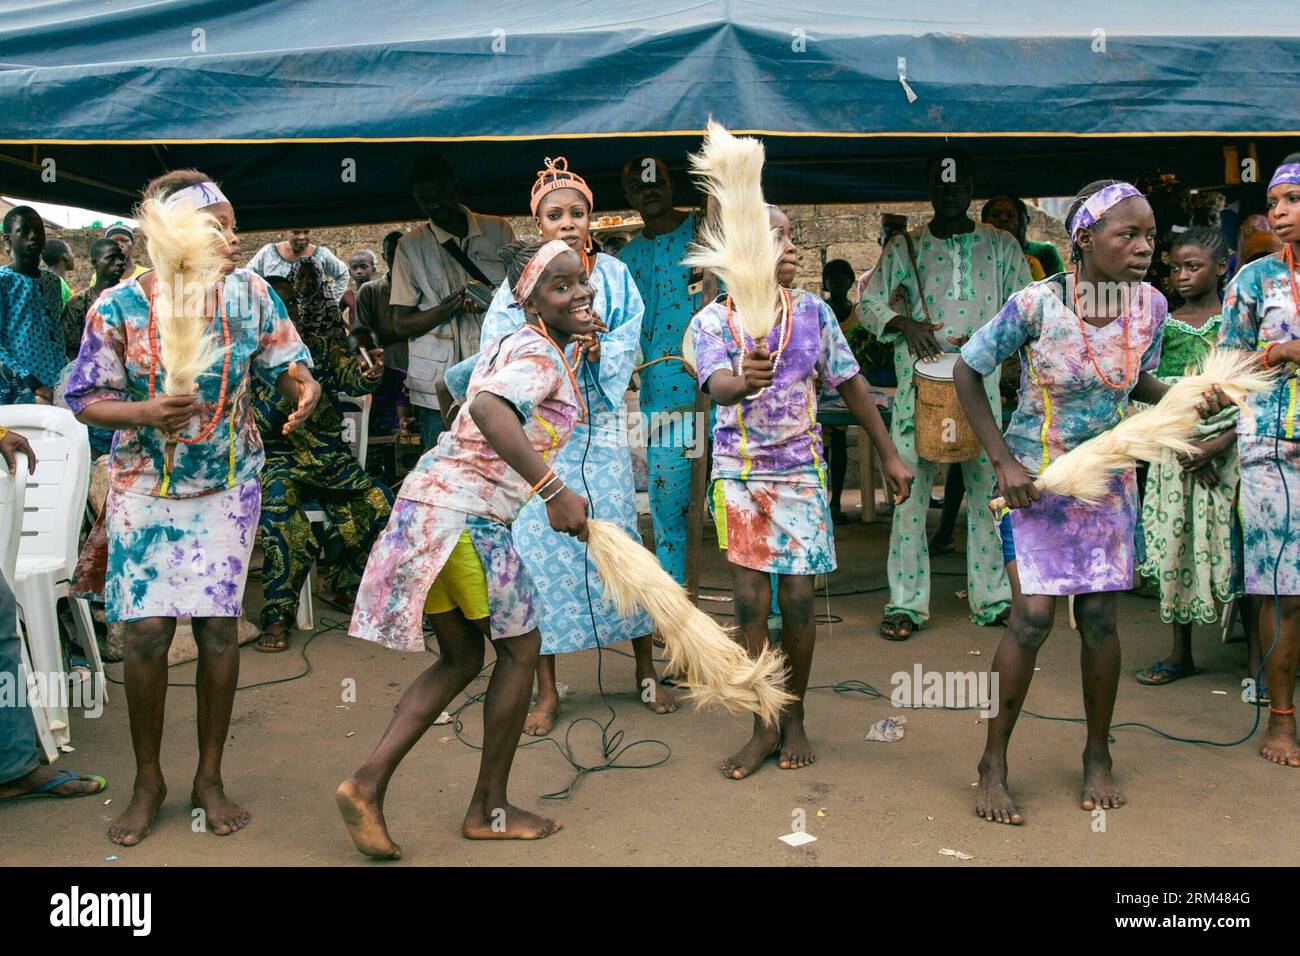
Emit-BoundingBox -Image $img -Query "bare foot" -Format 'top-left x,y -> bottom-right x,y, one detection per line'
721,722 -> 780,780
778,716 -> 815,770
109,779 -> 167,846
523,695 -> 560,737
1260,710 -> 1300,767
638,672 -> 679,715
462,802 -> 562,840
191,778 -> 250,836
336,777 -> 401,859
1079,749 -> 1125,810
975,756 -> 1023,825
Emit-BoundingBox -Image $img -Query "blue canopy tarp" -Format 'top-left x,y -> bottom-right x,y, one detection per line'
1,0 -> 1297,226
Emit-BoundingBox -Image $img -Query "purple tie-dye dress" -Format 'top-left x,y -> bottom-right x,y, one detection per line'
961,277 -> 1166,596
691,290 -> 860,575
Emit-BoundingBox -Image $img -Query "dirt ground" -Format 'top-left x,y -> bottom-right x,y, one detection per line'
4,494 -> 1295,868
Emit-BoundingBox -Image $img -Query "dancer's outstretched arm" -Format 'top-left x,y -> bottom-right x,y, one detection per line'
470,392 -> 588,539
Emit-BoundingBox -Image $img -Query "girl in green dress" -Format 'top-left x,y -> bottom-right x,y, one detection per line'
1136,228 -> 1241,685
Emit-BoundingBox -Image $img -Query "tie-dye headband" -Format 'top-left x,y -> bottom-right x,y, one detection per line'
168,181 -> 229,212
513,239 -> 574,306
1069,182 -> 1142,239
1268,163 -> 1300,192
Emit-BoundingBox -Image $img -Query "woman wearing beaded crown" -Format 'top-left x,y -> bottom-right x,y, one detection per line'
1217,156 -> 1300,768
442,157 -> 673,737
956,180 -> 1175,823
690,203 -> 914,780
65,170 -> 320,846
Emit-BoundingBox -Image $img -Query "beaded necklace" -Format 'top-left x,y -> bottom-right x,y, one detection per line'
532,315 -> 586,423
1071,272 -> 1133,390
1285,244 -> 1300,314
723,286 -> 794,398
146,282 -> 233,444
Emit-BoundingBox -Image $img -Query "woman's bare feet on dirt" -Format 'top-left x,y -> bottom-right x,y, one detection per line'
1260,710 -> 1300,767
721,721 -> 780,780
637,671 -> 679,715
462,802 -> 562,840
108,777 -> 167,846
336,777 -> 401,859
1079,748 -> 1125,811
777,716 -> 815,769
191,777 -> 250,836
975,755 -> 1023,825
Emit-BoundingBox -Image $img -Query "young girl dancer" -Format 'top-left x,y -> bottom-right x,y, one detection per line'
443,158 -> 672,737
339,239 -> 594,859
65,169 -> 320,845
1135,228 -> 1240,685
692,204 -> 913,779
1218,156 -> 1300,767
957,180 -> 1179,823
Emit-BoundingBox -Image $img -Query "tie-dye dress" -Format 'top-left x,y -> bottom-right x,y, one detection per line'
1217,253 -> 1300,595
960,276 -> 1166,596
690,289 -> 860,575
442,253 -> 655,655
63,271 -> 311,621
350,325 -> 580,651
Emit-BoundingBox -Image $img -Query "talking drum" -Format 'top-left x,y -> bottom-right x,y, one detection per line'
913,353 -> 979,463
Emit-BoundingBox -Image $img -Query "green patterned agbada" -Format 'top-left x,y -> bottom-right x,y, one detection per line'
254,260 -> 394,630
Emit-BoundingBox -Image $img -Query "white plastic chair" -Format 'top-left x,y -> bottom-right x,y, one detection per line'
4,406 -> 106,749
0,448 -> 58,762
295,394 -> 371,630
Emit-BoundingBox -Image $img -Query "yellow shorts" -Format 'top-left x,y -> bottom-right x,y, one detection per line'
423,531 -> 491,620
711,479 -> 729,550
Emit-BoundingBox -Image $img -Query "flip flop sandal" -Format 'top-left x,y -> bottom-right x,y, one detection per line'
880,615 -> 921,642
254,631 -> 291,653
1,769 -> 107,801
1135,661 -> 1200,685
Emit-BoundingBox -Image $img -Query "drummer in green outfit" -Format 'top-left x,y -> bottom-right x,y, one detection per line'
858,146 -> 1030,640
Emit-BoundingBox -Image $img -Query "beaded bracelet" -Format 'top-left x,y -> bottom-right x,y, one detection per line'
541,483 -> 566,503
529,467 -> 557,494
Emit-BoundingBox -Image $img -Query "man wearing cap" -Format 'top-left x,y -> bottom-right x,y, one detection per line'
104,224 -> 148,281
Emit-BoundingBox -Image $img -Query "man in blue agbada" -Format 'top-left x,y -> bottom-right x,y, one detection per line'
616,155 -> 702,586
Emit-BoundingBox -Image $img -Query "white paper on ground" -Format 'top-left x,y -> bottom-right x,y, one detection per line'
779,831 -> 817,847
